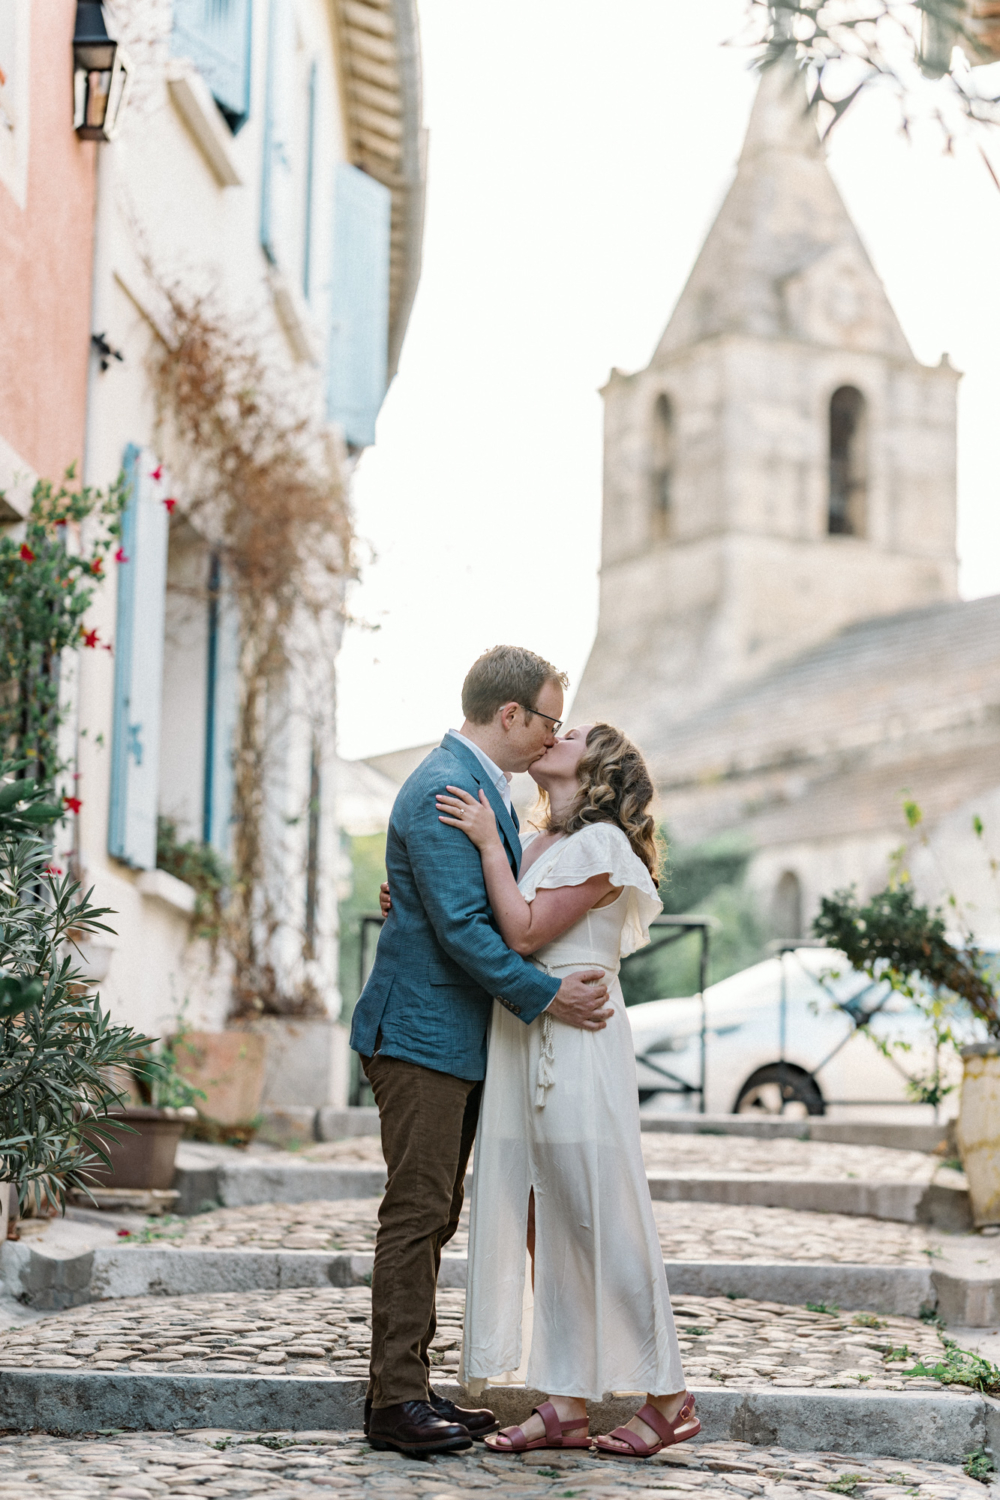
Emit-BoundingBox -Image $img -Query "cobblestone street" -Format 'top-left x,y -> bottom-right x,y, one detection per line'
0,1289 -> 962,1390
119,1200 -> 931,1268
0,1429 -> 987,1500
299,1134 -> 955,1186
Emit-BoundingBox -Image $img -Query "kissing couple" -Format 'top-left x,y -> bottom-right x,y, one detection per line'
350,645 -> 697,1460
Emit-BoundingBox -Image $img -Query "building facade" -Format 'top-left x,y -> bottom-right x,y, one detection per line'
573,59 -> 1000,945
1,0 -> 424,1108
0,0 -> 97,513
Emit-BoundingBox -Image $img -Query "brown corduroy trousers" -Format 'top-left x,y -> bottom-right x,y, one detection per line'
361,1051 -> 482,1408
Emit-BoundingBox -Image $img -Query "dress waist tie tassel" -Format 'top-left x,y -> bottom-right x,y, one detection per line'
531,961 -> 614,1110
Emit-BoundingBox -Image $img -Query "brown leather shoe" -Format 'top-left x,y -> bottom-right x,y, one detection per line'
429,1389 -> 499,1438
368,1399 -> 473,1454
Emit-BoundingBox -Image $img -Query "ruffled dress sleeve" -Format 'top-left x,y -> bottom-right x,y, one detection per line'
518,822 -> 662,957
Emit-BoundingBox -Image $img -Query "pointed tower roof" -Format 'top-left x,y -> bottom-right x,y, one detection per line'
654,59 -> 914,362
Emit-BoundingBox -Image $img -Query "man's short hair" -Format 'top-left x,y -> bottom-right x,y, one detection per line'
461,646 -> 568,725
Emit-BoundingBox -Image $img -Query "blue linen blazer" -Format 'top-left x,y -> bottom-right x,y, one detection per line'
349,733 -> 560,1081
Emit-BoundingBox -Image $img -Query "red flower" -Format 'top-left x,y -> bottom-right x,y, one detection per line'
19,543 -> 34,562
117,1229 -> 132,1239
90,557 -> 102,575
164,497 -> 177,513
114,547 -> 129,563
63,795 -> 82,815
150,464 -> 164,482
81,628 -> 100,648
44,865 -> 63,876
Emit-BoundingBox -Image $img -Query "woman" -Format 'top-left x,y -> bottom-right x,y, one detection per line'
433,722 -> 699,1459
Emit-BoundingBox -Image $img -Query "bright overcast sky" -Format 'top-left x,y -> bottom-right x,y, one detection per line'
336,0 -> 1000,763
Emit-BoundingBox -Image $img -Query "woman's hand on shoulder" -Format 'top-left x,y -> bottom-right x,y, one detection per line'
379,882 -> 391,918
435,785 -> 502,852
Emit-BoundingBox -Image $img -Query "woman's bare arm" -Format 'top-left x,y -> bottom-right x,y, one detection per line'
436,787 -> 619,956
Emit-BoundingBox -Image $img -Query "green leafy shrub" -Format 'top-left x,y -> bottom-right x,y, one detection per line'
156,816 -> 230,947
0,469 -> 126,778
0,768 -> 154,1210
813,882 -> 998,1034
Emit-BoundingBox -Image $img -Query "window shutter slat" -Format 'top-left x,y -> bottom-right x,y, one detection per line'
171,0 -> 253,134
108,446 -> 169,871
326,164 -> 391,449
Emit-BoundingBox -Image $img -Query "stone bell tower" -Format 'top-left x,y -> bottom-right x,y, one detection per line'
572,58 -> 959,752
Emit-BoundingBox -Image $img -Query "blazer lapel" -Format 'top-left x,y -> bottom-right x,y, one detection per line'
441,733 -> 523,871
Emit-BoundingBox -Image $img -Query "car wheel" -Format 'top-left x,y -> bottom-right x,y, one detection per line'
735,1064 -> 824,1118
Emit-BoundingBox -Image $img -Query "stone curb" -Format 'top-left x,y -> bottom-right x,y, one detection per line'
7,1241 -> 992,1323
0,1371 -> 994,1461
172,1160 -> 971,1230
640,1116 -> 955,1153
259,1106 -> 957,1155
645,1172 -> 971,1230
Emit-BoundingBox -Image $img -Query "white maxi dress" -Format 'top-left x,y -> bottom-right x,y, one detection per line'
461,822 -> 687,1403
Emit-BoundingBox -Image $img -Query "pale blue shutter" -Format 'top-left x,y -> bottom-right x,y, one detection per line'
326,165 -> 391,448
109,446 -> 169,870
202,559 -> 240,858
171,0 -> 253,133
260,0 -> 296,266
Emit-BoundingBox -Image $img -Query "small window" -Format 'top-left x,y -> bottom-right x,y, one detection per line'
651,394 -> 675,541
772,871 -> 803,942
828,386 -> 867,536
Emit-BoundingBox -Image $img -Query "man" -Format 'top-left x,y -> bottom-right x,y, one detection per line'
351,645 -> 613,1455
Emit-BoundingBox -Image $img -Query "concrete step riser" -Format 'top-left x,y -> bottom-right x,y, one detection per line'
0,1371 -> 993,1461
6,1241 -> 996,1324
174,1163 -> 971,1229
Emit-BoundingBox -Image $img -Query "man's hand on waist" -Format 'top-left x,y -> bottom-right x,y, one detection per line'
546,970 -> 612,1031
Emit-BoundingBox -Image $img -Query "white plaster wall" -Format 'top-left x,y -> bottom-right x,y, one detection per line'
77,0 -> 350,1043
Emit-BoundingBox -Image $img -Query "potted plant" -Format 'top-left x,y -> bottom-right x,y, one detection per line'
0,768 -> 156,1217
814,880 -> 1000,1224
82,1041 -> 204,1195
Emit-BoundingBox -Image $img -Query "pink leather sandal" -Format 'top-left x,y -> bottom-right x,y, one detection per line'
595,1394 -> 700,1458
484,1400 -> 592,1453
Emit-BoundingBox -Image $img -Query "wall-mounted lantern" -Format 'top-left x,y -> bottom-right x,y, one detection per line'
73,1 -> 132,141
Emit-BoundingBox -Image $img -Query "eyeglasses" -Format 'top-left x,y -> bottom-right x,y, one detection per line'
520,704 -> 563,732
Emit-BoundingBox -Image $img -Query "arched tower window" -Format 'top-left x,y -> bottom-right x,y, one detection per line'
828,386 -> 867,536
772,870 -> 803,942
650,394 -> 675,541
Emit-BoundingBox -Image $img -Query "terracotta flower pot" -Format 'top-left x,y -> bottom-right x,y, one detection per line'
170,1030 -> 267,1126
83,1107 -> 186,1191
956,1045 -> 1000,1226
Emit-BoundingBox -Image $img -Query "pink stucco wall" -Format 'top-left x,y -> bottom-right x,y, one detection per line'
0,0 -> 96,480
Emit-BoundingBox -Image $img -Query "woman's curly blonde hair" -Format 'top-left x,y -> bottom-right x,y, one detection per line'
534,722 -> 662,884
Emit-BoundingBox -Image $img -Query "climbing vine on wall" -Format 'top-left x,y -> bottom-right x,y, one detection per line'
149,282 -> 354,1018
0,471 -> 127,783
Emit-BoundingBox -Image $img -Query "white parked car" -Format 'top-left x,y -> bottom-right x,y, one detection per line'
626,945 -> 980,1117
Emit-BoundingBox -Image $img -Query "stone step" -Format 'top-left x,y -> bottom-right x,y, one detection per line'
644,1170 -> 971,1229
641,1114 -> 956,1153
0,1369 -> 992,1461
172,1154 -> 971,1227
6,1237 -> 998,1325
248,1106 -> 958,1154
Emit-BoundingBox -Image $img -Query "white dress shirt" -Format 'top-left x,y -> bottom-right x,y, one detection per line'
448,730 -> 513,814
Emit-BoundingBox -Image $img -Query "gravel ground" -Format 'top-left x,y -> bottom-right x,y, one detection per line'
0,1429 -> 987,1500
132,1201 -> 930,1268
298,1136 -> 954,1185
0,1289 -> 961,1391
